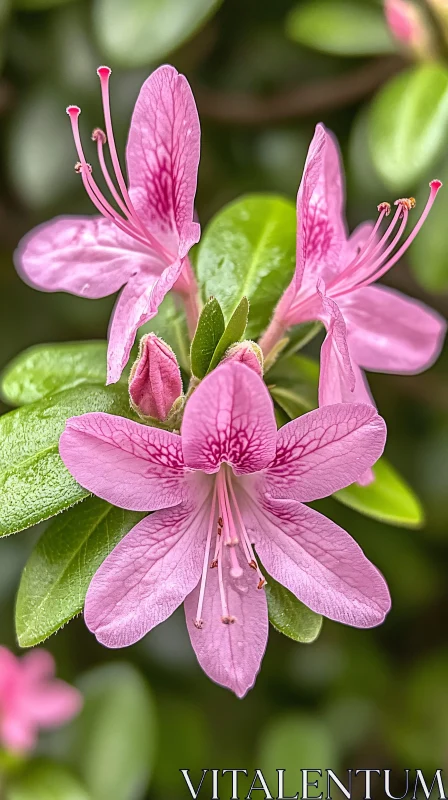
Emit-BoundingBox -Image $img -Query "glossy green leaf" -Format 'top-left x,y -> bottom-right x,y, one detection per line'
369,64 -> 448,190
196,194 -> 296,339
71,663 -> 156,800
207,296 -> 249,372
268,353 -> 319,417
7,762 -> 90,800
410,166 -> 448,292
190,297 -> 225,379
140,293 -> 190,371
334,457 -> 424,528
16,498 -> 144,647
265,574 -> 323,643
281,321 -> 322,358
0,341 -> 108,406
93,0 -> 222,67
286,0 -> 394,56
0,384 -> 134,536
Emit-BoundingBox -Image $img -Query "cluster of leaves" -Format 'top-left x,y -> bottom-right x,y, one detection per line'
0,194 -> 423,665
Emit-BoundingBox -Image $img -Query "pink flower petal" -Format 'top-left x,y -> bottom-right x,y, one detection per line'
21,650 -> 55,682
296,124 -> 347,294
316,284 -> 355,406
265,403 -> 386,502
59,412 -> 186,511
24,683 -> 82,728
244,495 -> 391,628
107,258 -> 184,384
126,65 -> 201,258
85,487 -> 211,648
15,215 -> 160,298
182,363 -> 277,475
341,285 -> 447,374
0,716 -> 36,754
185,558 -> 268,698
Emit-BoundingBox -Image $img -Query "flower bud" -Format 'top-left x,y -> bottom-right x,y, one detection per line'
222,341 -> 264,377
129,334 -> 182,422
384,0 -> 434,59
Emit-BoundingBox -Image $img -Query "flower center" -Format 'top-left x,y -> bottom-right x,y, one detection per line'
329,180 -> 442,296
194,466 -> 265,630
66,67 -> 173,263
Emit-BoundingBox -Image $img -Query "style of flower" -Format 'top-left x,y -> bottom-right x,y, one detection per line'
59,362 -> 390,698
0,647 -> 82,753
260,124 -> 446,427
15,65 -> 201,384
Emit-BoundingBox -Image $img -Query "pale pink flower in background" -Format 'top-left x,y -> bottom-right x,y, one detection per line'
0,647 -> 82,753
15,65 -> 201,384
59,362 -> 390,697
384,0 -> 433,58
129,333 -> 182,421
260,124 -> 446,427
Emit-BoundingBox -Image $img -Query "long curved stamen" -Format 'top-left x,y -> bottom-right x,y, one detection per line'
352,181 -> 441,291
194,484 -> 217,630
93,127 -> 131,219
227,475 -> 265,587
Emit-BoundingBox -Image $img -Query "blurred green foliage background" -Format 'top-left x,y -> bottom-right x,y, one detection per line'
0,0 -> 447,797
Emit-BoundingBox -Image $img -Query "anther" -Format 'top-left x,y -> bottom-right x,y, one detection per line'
217,527 -> 222,537
218,517 -> 223,528
257,578 -> 266,590
377,201 -> 391,216
210,559 -> 218,569
221,616 -> 236,625
395,197 -> 416,210
194,619 -> 204,630
249,559 -> 257,570
92,127 -> 107,144
74,161 -> 92,174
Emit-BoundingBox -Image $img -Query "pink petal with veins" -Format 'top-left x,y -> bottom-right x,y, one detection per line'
182,363 -> 277,475
59,412 -> 186,511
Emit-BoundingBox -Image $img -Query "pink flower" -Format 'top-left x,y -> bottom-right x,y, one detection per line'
59,362 -> 390,697
0,647 -> 82,753
222,340 -> 264,376
260,124 -> 446,415
15,65 -> 201,385
384,0 -> 432,58
129,333 -> 182,421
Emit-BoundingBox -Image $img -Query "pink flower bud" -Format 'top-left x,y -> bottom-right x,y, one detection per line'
384,0 -> 434,58
129,334 -> 182,421
222,341 -> 264,377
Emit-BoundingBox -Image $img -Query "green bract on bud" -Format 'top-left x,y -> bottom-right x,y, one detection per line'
129,333 -> 183,423
222,340 -> 264,377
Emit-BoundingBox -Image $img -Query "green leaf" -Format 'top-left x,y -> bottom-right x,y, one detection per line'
140,293 -> 189,371
368,64 -> 448,190
281,321 -> 322,359
70,663 -> 156,800
334,457 -> 424,528
410,166 -> 448,292
15,498 -> 144,647
0,384 -> 134,536
207,296 -> 249,372
196,194 -> 296,340
93,0 -> 222,67
268,353 -> 319,417
0,341 -> 108,406
190,297 -> 225,379
286,0 -> 394,56
265,574 -> 322,643
7,762 -> 90,800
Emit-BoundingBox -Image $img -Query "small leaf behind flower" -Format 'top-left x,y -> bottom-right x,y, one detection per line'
190,297 -> 225,378
15,498 -> 144,648
265,574 -> 323,643
0,384 -> 135,536
268,353 -> 319,418
207,296 -> 249,372
197,194 -> 296,339
7,761 -> 90,800
334,457 -> 424,528
0,341 -> 109,406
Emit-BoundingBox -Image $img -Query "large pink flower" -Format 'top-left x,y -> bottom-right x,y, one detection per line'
260,124 -> 446,411
59,362 -> 390,698
0,647 -> 82,753
15,65 -> 201,384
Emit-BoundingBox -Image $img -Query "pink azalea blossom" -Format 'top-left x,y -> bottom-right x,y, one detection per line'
0,647 -> 82,753
59,362 -> 390,697
384,0 -> 432,57
260,124 -> 446,423
15,65 -> 201,384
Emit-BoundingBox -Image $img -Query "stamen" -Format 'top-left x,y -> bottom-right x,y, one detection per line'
395,196 -> 416,211
194,484 -> 217,630
91,127 -> 106,144
221,616 -> 236,625
226,475 -> 265,584
377,201 -> 391,216
257,578 -> 266,590
229,546 -> 243,580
